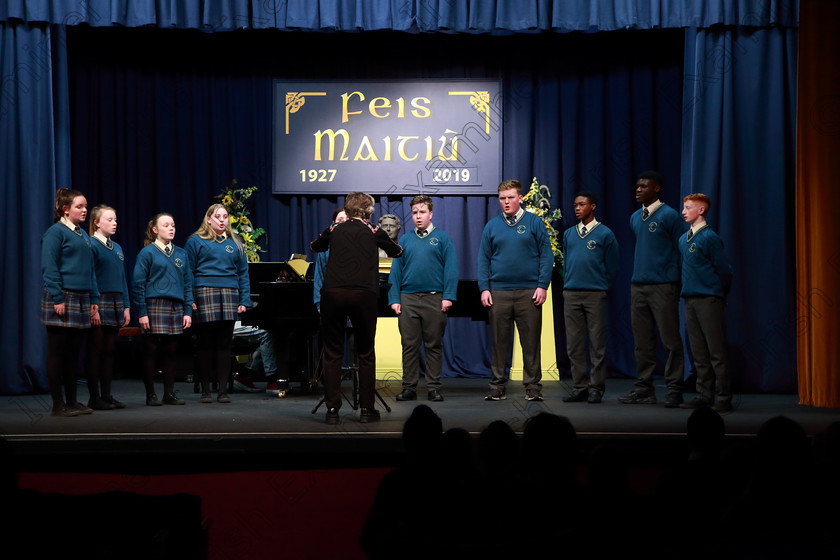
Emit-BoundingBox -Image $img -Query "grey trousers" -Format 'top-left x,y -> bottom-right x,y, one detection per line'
563,290 -> 608,394
684,296 -> 731,405
488,289 -> 543,391
631,283 -> 685,394
398,292 -> 447,390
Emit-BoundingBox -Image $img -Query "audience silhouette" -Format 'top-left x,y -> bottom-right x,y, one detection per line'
360,410 -> 839,560
360,405 -> 445,560
9,408 -> 838,560
719,415 -> 829,559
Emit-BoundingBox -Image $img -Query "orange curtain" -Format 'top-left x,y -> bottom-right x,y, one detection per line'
797,0 -> 840,408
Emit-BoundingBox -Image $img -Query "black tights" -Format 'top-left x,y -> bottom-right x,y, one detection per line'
195,321 -> 234,395
87,326 -> 119,400
142,334 -> 179,396
45,326 -> 85,408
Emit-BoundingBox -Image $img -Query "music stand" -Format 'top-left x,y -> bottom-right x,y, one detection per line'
311,328 -> 392,414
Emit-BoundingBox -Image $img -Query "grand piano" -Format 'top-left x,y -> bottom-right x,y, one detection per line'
243,260 -> 487,324
239,261 -> 320,389
240,260 -> 487,388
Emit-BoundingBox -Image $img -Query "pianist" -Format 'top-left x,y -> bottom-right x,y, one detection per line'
313,208 -> 347,312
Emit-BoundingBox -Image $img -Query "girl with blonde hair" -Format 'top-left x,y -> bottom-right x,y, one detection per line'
87,204 -> 131,409
186,204 -> 252,403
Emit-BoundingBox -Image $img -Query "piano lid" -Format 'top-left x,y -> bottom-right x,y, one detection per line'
248,261 -> 311,291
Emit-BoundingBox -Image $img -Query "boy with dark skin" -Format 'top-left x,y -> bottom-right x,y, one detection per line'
561,192 -> 619,403
619,171 -> 686,407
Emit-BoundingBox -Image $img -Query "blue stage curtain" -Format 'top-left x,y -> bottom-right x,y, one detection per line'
1,0 -> 799,31
0,22 -> 71,394
496,32 -> 686,379
681,26 -> 798,392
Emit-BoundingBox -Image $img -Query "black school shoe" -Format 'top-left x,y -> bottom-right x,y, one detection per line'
88,396 -> 116,411
484,389 -> 506,401
326,407 -> 340,425
428,389 -> 444,402
104,395 -> 126,409
51,404 -> 81,417
618,390 -> 657,405
562,390 -> 589,403
163,392 -> 186,405
679,397 -> 711,409
664,393 -> 684,408
359,408 -> 381,423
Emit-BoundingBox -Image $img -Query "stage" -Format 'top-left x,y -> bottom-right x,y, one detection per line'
3,377 -> 838,473
4,377 -> 839,560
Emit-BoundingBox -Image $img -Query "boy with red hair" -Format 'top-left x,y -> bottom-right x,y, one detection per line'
679,193 -> 734,413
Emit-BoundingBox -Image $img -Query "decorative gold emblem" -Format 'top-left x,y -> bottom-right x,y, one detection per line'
517,224 -> 527,234
587,240 -> 597,250
648,221 -> 658,232
285,91 -> 327,134
449,90 -> 491,134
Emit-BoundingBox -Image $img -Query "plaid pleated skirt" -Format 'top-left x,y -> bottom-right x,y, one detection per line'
145,297 -> 186,335
97,292 -> 127,328
193,286 -> 239,324
40,288 -> 92,329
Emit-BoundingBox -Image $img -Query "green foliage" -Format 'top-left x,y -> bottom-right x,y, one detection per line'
521,177 -> 564,269
216,180 -> 266,263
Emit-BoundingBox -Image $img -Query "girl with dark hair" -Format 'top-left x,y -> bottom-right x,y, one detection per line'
132,213 -> 193,406
40,188 -> 99,416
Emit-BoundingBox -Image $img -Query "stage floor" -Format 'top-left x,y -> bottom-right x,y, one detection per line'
3,378 -> 839,472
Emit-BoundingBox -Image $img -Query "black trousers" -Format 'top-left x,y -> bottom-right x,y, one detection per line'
630,283 -> 685,394
320,288 -> 378,410
684,296 -> 731,405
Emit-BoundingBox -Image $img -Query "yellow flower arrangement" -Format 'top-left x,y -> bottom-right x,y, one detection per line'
522,177 -> 564,270
215,180 -> 267,263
